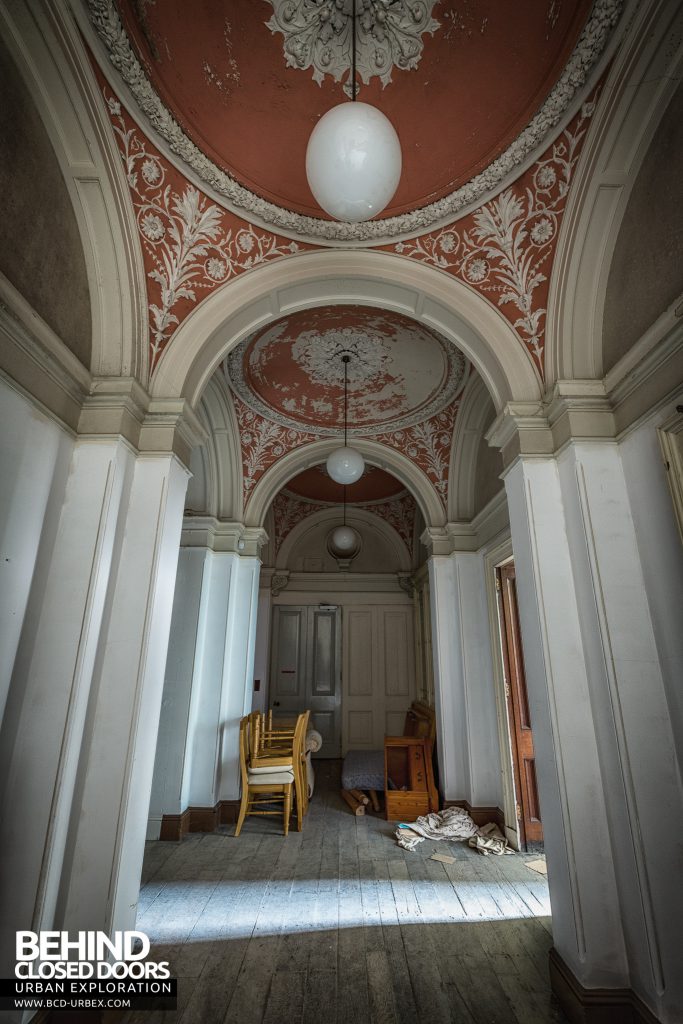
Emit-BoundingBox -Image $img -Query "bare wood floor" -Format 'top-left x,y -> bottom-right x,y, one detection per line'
124,762 -> 567,1024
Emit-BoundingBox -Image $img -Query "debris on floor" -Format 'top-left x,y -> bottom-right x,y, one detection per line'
430,851 -> 456,864
396,808 -> 514,855
526,857 -> 548,874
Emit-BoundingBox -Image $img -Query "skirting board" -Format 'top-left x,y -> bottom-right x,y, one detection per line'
443,799 -> 505,831
549,948 -> 661,1024
159,800 -> 240,841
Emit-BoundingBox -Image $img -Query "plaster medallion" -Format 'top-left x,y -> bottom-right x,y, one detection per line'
264,0 -> 440,96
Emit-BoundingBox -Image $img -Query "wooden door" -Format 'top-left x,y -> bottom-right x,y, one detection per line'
269,606 -> 342,757
306,606 -> 342,757
496,564 -> 543,847
342,605 -> 415,753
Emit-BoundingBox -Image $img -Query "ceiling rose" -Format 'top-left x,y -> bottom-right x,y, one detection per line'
265,0 -> 440,96
224,307 -> 468,435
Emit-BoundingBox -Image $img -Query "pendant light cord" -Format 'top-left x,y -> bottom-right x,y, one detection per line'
343,353 -> 350,526
351,0 -> 357,102
343,354 -> 349,447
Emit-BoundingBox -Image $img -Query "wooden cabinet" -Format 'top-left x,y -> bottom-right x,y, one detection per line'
384,736 -> 438,821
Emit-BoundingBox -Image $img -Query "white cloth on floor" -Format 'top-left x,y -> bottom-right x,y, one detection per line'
395,807 -> 513,856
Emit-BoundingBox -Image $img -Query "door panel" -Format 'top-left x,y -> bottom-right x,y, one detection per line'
384,610 -> 411,696
307,608 -> 342,756
310,610 -> 335,697
497,564 -> 543,847
346,610 -> 373,696
269,606 -> 341,757
342,605 -> 416,753
270,607 -> 307,711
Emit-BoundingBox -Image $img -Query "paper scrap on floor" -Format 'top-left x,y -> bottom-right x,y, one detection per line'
430,852 -> 456,864
526,857 -> 547,874
396,808 -> 513,856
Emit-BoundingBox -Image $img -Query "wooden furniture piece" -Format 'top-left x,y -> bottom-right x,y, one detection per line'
250,710 -> 310,828
384,735 -> 438,822
235,715 -> 294,836
340,701 -> 438,817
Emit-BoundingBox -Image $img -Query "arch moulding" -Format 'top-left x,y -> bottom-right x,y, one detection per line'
244,438 -> 445,531
546,0 -> 683,383
275,506 -> 412,573
150,251 -> 542,412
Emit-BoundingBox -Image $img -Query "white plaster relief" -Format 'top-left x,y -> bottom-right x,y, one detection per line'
105,93 -> 299,364
87,0 -> 622,242
264,0 -> 440,95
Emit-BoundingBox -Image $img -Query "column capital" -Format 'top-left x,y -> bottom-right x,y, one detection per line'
181,516 -> 268,556
421,523 -> 478,556
78,379 -> 208,467
545,380 -> 615,450
486,383 -> 616,467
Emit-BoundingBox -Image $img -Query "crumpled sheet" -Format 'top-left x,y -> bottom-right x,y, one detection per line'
304,730 -> 322,797
396,807 -> 512,856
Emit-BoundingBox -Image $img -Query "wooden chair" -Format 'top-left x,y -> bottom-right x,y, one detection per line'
251,710 -> 310,829
234,716 -> 294,837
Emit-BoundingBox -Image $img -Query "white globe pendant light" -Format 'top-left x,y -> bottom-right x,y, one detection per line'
327,353 -> 364,485
326,445 -> 364,486
306,102 -> 402,223
305,0 -> 402,224
329,525 -> 360,555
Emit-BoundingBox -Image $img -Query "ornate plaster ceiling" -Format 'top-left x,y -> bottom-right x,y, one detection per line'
224,306 -> 467,434
89,0 -> 619,240
285,465 -> 406,504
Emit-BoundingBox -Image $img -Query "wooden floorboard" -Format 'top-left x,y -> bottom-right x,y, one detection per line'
122,762 -> 567,1024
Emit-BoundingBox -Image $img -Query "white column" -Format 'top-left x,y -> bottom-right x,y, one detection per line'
451,551 -> 502,809
183,549 -> 237,808
505,453 -> 632,991
0,437 -> 136,975
147,526 -> 266,830
428,548 -> 503,809
147,546 -> 209,837
0,381 -> 74,721
556,440 -> 683,1020
217,555 -> 261,802
252,585 -> 273,715
428,554 -> 469,801
57,454 -> 189,937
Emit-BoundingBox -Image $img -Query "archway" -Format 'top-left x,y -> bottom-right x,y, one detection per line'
150,249 -> 542,411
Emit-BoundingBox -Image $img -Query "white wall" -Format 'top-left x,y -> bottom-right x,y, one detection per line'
148,544 -> 261,833
620,401 -> 683,769
429,553 -> 503,809
0,378 -> 74,720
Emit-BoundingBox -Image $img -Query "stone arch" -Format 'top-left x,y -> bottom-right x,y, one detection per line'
449,373 -> 499,521
150,250 -> 542,411
193,373 -> 243,519
1,3 -> 147,381
244,438 -> 445,530
546,0 -> 683,382
275,507 -> 412,573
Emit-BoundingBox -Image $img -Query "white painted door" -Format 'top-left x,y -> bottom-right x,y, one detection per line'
342,605 -> 415,753
270,605 -> 342,756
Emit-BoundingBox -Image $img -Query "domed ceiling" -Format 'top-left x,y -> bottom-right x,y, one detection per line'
224,306 -> 467,434
92,0 -> 611,237
285,465 -> 406,504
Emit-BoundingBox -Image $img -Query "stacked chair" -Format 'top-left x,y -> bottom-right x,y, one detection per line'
235,710 -> 310,836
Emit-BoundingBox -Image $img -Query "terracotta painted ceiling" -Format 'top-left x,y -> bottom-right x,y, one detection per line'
224,306 -> 467,434
285,465 -> 406,504
114,0 -> 592,219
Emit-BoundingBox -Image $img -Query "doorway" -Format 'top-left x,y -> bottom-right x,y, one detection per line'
496,562 -> 544,850
269,605 -> 342,756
